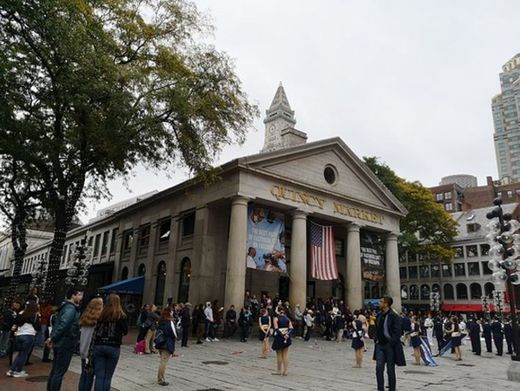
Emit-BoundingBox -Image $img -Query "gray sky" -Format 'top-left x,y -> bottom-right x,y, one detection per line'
83,0 -> 520,220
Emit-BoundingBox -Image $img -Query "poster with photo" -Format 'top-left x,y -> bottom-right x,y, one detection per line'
246,204 -> 287,272
361,246 -> 385,282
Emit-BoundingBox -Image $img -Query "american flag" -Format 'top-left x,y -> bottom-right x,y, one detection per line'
310,221 -> 338,280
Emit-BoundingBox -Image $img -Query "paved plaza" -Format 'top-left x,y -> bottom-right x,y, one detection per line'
1,334 -> 516,391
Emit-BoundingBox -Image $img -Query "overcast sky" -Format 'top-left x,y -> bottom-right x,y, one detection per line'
83,0 -> 520,221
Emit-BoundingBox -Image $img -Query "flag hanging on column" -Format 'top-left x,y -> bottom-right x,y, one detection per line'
310,221 -> 338,280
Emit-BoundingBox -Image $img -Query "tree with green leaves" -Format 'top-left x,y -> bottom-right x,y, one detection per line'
0,0 -> 258,300
363,157 -> 458,263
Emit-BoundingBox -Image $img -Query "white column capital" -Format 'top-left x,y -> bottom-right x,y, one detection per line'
292,209 -> 308,220
386,232 -> 399,242
231,196 -> 249,207
346,222 -> 361,233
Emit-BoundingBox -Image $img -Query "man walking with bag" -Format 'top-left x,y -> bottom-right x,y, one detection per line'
374,296 -> 405,391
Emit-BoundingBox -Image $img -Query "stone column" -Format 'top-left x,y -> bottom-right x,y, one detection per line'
224,197 -> 249,310
165,217 -> 179,302
345,223 -> 363,311
289,210 -> 307,308
385,232 -> 401,311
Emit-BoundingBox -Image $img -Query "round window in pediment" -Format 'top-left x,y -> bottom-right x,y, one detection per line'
324,165 -> 338,185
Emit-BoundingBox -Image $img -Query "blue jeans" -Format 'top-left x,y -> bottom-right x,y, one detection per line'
93,345 -> 121,391
47,347 -> 74,391
375,343 -> 396,391
78,358 -> 94,391
11,334 -> 34,372
205,320 -> 214,339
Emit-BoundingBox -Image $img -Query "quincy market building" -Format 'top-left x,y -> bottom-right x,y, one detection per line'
4,86 -> 406,314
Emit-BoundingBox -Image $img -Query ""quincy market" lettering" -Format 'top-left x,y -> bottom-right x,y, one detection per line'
270,185 -> 325,209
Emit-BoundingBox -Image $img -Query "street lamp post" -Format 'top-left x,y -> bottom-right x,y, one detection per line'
485,197 -> 520,362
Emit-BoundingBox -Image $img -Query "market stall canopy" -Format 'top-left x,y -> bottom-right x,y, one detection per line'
98,276 -> 144,295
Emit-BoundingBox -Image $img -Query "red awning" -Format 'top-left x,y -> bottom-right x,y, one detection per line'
440,303 -> 520,313
440,304 -> 484,312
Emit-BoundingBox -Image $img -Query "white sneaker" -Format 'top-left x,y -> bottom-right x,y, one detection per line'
212,338 -> 219,342
6,370 -> 13,377
205,338 -> 211,342
12,371 -> 28,378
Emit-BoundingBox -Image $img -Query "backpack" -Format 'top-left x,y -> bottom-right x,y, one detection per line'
154,328 -> 166,349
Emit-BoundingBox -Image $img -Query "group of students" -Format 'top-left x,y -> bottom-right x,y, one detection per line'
1,287 -> 129,391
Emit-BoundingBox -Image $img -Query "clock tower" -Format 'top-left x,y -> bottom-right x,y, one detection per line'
262,83 -> 307,153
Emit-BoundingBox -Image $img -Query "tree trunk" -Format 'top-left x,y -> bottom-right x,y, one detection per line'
43,172 -> 86,302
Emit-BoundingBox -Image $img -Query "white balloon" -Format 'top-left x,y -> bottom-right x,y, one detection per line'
491,270 -> 508,283
488,259 -> 502,272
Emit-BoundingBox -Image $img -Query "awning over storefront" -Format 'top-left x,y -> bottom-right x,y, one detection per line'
441,303 -> 520,313
441,303 -> 486,312
98,276 -> 144,295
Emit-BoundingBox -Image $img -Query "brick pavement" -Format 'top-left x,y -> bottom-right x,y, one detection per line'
0,332 -> 516,391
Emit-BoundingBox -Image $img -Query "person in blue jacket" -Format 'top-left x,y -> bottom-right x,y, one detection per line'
46,287 -> 83,391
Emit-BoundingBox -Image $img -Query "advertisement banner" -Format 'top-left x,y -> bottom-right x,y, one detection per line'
361,246 -> 384,282
246,204 -> 287,272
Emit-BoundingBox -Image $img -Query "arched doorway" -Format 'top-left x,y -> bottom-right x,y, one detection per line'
178,257 -> 191,303
121,266 -> 128,280
154,261 -> 166,305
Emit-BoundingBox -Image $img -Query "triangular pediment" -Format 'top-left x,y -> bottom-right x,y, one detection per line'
239,138 -> 406,216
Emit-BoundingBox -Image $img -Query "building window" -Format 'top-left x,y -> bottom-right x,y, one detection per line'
420,265 -> 429,279
467,262 -> 480,276
444,284 -> 454,300
430,264 -> 440,278
441,264 -> 452,277
110,228 -> 119,253
456,283 -> 468,300
467,224 -> 480,233
470,283 -> 482,300
121,266 -> 129,280
122,229 -> 133,252
497,191 -> 502,198
484,282 -> 494,297
508,190 -> 513,198
408,266 -> 418,279
453,246 -> 463,258
138,224 -> 151,250
444,192 -> 452,200
137,263 -> 146,276
410,285 -> 418,300
480,244 -> 490,256
466,245 -> 478,257
101,231 -> 109,255
182,211 -> 195,237
482,261 -> 493,275
420,284 -> 430,300
399,267 -> 407,279
93,234 -> 101,257
435,193 -> 443,201
445,203 -> 453,211
324,165 -> 338,185
158,219 -> 171,243
454,263 -> 466,277
401,285 -> 408,300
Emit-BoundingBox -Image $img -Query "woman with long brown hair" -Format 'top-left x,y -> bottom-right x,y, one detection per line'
6,301 -> 40,378
78,297 -> 103,391
155,307 -> 178,386
92,294 -> 128,391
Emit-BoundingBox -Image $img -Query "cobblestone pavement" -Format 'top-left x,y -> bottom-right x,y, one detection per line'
1,336 -> 517,391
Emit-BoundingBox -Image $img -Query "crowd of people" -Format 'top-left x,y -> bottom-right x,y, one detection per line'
1,288 -> 517,391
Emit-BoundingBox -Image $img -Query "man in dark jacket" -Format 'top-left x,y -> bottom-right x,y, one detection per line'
483,319 -> 493,353
468,318 -> 481,355
374,296 -> 405,391
180,303 -> 191,347
491,317 -> 504,356
46,287 -> 83,391
0,301 -> 20,358
504,317 -> 513,355
224,305 -> 237,338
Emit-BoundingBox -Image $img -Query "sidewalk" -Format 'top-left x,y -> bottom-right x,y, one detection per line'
0,329 -> 140,391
